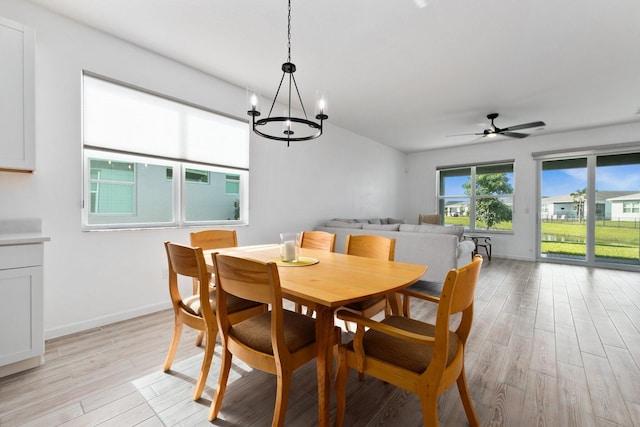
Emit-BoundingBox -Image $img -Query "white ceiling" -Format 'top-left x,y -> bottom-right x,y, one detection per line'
28,0 -> 640,153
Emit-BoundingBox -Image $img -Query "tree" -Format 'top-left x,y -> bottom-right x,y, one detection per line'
570,188 -> 587,222
462,173 -> 513,229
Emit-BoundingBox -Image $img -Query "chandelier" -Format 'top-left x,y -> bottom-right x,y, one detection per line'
247,0 -> 328,146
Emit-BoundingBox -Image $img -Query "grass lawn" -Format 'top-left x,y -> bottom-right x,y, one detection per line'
444,216 -> 640,260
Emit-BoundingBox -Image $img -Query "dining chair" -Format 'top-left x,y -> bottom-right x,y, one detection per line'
294,230 -> 337,315
334,255 -> 483,427
300,230 -> 337,251
208,252 -> 339,426
418,213 -> 442,225
339,234 -> 396,332
162,241 -> 266,401
189,229 -> 238,346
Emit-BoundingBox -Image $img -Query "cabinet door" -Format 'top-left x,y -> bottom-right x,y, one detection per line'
0,267 -> 43,366
0,16 -> 35,172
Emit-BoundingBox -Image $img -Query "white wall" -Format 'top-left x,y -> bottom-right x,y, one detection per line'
0,1 -> 407,338
405,122 -> 640,260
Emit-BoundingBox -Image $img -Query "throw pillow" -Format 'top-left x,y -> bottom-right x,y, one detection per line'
331,218 -> 356,223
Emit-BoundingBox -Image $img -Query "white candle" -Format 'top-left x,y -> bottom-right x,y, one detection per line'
284,240 -> 296,261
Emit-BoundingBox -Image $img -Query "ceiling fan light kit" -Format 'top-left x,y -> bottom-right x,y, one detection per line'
247,0 -> 328,147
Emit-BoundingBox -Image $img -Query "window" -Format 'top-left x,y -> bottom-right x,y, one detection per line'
437,162 -> 514,232
623,201 -> 640,214
225,174 -> 240,194
82,73 -> 249,229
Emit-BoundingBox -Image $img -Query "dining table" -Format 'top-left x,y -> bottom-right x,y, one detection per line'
204,243 -> 427,427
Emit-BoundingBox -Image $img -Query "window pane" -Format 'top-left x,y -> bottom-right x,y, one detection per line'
185,168 -> 208,183
594,153 -> 640,265
475,197 -> 512,230
475,164 -> 513,196
89,159 -> 134,214
88,156 -> 174,226
440,197 -> 470,227
439,168 -> 470,197
540,158 -> 587,261
184,168 -> 243,222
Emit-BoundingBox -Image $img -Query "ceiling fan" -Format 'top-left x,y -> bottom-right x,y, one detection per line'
449,113 -> 546,139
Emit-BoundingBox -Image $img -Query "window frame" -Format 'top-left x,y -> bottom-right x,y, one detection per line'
437,160 -> 515,233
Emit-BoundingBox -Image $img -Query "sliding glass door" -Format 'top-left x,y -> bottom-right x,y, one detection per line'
594,153 -> 640,265
539,151 -> 640,266
540,158 -> 588,261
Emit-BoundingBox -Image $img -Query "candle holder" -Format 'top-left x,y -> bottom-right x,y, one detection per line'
280,232 -> 301,262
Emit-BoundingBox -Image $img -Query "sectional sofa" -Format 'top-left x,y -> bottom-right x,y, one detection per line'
315,218 -> 476,284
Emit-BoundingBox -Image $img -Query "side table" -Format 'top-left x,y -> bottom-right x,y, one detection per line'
463,235 -> 492,261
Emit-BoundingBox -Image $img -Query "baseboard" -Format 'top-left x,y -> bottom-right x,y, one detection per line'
44,301 -> 171,340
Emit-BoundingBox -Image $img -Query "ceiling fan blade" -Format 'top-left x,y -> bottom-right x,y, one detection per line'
445,133 -> 484,137
502,121 -> 546,132
501,131 -> 529,139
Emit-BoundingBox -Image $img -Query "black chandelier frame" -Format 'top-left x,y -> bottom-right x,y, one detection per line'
247,0 -> 328,146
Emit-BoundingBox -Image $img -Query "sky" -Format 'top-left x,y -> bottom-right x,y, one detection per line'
543,164 -> 640,197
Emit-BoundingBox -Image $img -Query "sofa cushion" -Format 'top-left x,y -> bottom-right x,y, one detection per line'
387,218 -> 406,224
399,223 -> 464,239
368,218 -> 382,224
362,223 -> 401,231
326,220 -> 363,229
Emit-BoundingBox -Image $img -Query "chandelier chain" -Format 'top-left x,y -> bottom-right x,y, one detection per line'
287,0 -> 292,62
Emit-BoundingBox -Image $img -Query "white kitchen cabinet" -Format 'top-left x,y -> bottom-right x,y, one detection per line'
0,15 -> 35,172
0,220 -> 49,377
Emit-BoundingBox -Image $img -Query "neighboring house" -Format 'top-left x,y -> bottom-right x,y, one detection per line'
541,191 -> 638,221
444,200 -> 468,217
608,193 -> 640,221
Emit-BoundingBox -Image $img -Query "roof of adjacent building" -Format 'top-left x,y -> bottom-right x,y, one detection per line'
542,191 -> 638,203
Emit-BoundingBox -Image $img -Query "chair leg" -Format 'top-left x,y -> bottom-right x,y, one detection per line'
273,368 -> 292,427
457,368 -> 480,427
419,392 -> 439,427
162,316 -> 183,371
294,303 -> 303,314
195,330 -> 204,347
343,320 -> 353,333
193,329 -> 216,400
402,294 -> 411,318
209,347 -> 233,421
334,348 -> 349,427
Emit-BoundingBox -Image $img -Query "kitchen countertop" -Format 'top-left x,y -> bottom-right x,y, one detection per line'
0,219 -> 50,245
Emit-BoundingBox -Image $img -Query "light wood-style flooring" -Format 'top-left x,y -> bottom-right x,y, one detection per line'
1,258 -> 639,426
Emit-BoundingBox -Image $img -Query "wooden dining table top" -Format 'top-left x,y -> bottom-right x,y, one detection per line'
204,244 -> 427,309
